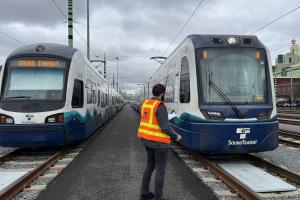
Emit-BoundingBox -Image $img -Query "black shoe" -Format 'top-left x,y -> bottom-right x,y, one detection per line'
140,192 -> 154,200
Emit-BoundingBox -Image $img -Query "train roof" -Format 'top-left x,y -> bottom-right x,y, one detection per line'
187,34 -> 266,49
7,43 -> 78,60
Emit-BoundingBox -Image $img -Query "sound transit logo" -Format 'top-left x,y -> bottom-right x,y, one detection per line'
228,128 -> 258,146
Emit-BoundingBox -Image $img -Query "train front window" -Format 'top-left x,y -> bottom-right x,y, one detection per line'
3,59 -> 66,100
198,48 -> 268,104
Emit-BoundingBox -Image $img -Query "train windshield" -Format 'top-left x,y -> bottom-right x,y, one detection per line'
3,58 -> 66,100
198,48 -> 268,104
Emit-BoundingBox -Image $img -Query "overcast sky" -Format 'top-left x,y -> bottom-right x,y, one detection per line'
0,0 -> 299,90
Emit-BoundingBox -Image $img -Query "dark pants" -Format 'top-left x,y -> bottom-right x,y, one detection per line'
141,146 -> 169,200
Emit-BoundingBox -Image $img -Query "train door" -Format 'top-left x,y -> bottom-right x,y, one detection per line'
179,56 -> 191,114
68,78 -> 85,141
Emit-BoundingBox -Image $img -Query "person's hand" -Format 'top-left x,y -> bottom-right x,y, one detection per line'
175,134 -> 182,142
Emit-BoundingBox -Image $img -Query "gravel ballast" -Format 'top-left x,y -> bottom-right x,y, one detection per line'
255,144 -> 300,174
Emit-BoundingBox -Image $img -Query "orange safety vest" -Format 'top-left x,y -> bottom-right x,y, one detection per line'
137,99 -> 171,144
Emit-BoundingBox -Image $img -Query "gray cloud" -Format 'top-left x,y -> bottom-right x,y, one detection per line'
1,0 -> 300,89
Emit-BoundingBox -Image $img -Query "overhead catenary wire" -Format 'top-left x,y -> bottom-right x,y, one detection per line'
163,0 -> 205,56
250,5 -> 300,34
0,30 -> 25,45
74,21 -> 171,44
73,23 -> 97,56
49,0 -> 68,19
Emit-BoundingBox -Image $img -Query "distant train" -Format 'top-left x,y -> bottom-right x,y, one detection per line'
133,35 -> 278,154
0,43 -> 124,147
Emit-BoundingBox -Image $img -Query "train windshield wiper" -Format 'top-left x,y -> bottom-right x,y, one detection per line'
5,96 -> 38,105
5,96 -> 31,99
208,80 -> 244,119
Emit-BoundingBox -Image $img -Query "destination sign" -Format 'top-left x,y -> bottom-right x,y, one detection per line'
9,59 -> 66,68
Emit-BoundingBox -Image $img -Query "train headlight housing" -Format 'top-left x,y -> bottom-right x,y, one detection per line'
257,111 -> 271,120
46,113 -> 64,123
227,37 -> 237,45
205,111 -> 225,120
0,114 -> 14,124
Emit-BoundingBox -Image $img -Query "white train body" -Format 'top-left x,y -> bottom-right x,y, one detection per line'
138,35 -> 278,154
0,43 -> 123,147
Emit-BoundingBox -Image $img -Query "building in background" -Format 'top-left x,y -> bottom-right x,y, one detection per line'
274,39 -> 300,104
273,76 -> 300,102
275,39 -> 300,72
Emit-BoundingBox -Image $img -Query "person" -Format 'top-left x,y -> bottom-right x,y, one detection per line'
137,83 -> 182,200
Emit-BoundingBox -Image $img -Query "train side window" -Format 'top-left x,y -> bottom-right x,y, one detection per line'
106,94 -> 108,106
92,82 -> 96,104
101,93 -> 105,108
98,90 -> 101,107
180,56 -> 190,103
72,79 -> 84,108
86,79 -> 92,104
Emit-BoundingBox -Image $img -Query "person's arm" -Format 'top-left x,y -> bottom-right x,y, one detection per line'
156,104 -> 179,141
139,101 -> 144,114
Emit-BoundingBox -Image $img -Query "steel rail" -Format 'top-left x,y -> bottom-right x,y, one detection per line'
278,110 -> 300,114
278,113 -> 300,120
246,154 -> 300,184
278,117 -> 300,126
175,143 -> 300,200
0,107 -> 121,200
279,138 -> 300,148
190,152 -> 262,200
0,148 -> 24,162
279,130 -> 300,140
0,148 -> 68,200
278,130 -> 300,148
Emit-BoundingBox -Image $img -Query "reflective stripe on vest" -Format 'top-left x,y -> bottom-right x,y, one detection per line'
137,99 -> 171,144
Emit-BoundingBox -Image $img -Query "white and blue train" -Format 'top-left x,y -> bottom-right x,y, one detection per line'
134,34 -> 278,154
0,43 -> 124,147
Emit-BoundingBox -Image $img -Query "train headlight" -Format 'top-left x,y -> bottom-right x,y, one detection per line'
227,37 -> 237,45
0,114 -> 14,124
205,111 -> 225,120
46,113 -> 64,123
6,118 -> 14,124
47,117 -> 56,123
257,111 -> 271,120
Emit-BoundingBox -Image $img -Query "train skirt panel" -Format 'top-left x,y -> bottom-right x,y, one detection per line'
170,114 -> 278,154
0,105 -> 121,147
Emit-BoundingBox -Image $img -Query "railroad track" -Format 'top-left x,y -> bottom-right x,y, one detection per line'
278,110 -> 300,114
0,147 -> 74,200
0,148 -> 22,161
171,145 -> 300,200
279,130 -> 300,148
0,114 -> 116,200
277,111 -> 300,126
278,117 -> 300,126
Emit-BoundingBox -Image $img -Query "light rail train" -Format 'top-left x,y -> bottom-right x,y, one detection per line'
0,43 -> 124,147
133,34 -> 278,154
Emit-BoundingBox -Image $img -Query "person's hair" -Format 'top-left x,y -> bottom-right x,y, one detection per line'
152,83 -> 166,97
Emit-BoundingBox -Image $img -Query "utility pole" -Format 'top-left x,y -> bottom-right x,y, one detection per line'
87,0 -> 90,60
67,0 -> 73,47
113,74 -> 115,88
291,69 -> 293,109
104,54 -> 106,79
115,57 -> 119,92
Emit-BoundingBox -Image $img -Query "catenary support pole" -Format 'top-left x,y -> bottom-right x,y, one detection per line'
87,0 -> 90,60
116,57 -> 119,92
68,0 -> 73,47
